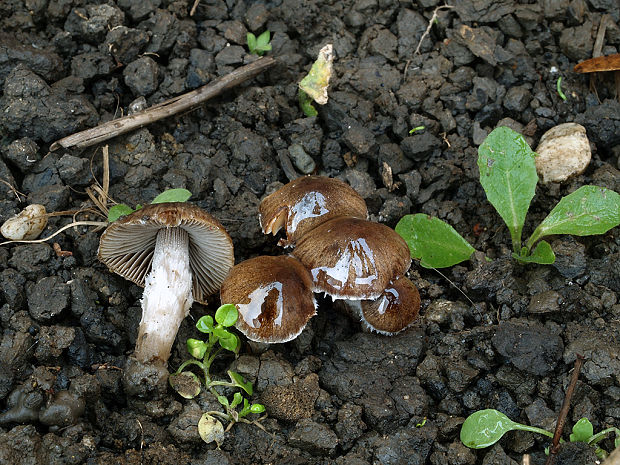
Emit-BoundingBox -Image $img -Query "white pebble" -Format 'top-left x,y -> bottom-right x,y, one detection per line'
535,123 -> 591,183
1,204 -> 47,240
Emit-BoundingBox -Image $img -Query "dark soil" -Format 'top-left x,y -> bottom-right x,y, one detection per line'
1,1 -> 620,464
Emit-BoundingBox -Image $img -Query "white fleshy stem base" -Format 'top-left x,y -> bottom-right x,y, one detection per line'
134,227 -> 193,364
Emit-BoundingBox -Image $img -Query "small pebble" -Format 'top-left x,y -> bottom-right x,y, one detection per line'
1,204 -> 47,240
535,123 -> 591,183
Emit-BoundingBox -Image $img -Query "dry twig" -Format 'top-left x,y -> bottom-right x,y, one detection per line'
414,4 -> 454,55
50,57 -> 276,151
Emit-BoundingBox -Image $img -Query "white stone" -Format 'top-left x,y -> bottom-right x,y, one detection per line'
1,204 -> 47,240
535,123 -> 591,183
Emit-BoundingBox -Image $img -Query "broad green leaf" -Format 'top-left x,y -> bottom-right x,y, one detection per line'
299,44 -> 333,105
570,418 -> 594,443
196,315 -> 214,333
478,127 -> 538,251
395,214 -> 475,268
461,409 -> 519,449
528,186 -> 620,246
218,332 -> 240,353
256,30 -> 271,53
186,338 -> 207,359
228,370 -> 253,395
198,413 -> 224,445
217,395 -> 229,407
512,240 -> 555,265
151,188 -> 192,204
108,204 -> 134,222
169,372 -> 201,399
215,304 -> 238,327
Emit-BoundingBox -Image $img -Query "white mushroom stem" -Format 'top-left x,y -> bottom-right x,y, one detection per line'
134,227 -> 193,363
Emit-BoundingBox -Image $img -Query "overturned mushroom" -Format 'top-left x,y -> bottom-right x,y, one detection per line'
259,175 -> 368,247
292,216 -> 411,300
220,255 -> 316,343
98,202 -> 234,374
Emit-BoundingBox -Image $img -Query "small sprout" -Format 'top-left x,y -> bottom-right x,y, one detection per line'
396,127 -> 620,267
416,417 -> 427,428
461,409 -> 620,457
556,76 -> 567,101
170,304 -> 265,444
298,44 -> 333,116
409,126 -> 426,134
247,30 -> 272,56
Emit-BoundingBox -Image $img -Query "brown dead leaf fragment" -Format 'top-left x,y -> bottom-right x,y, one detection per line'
574,53 -> 620,73
53,243 -> 72,257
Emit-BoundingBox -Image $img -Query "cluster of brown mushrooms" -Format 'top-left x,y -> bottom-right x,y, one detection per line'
220,176 -> 421,343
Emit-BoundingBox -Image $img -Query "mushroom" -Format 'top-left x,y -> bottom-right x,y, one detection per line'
291,216 -> 411,300
98,202 -> 234,365
348,275 -> 421,335
220,255 -> 316,343
259,175 -> 368,247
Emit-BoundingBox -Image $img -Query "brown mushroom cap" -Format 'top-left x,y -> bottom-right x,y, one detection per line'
98,202 -> 234,304
357,275 -> 420,334
292,217 -> 412,300
220,255 -> 317,343
259,176 -> 368,246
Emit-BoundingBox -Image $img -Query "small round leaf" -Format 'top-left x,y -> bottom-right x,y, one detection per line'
461,409 -> 518,449
250,404 -> 266,414
169,372 -> 201,399
215,304 -> 238,327
186,338 -> 207,359
218,332 -> 240,353
198,413 -> 225,445
196,315 -> 214,333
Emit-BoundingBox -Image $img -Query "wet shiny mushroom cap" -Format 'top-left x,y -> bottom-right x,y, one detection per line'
259,176 -> 368,247
220,255 -> 317,343
292,217 -> 412,300
357,275 -> 420,335
98,202 -> 234,304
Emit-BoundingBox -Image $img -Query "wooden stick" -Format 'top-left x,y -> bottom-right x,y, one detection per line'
545,354 -> 585,465
50,57 -> 276,151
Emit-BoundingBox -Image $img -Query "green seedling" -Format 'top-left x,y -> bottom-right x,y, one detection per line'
107,188 -> 192,222
169,304 -> 265,445
396,127 -> 620,267
298,44 -> 333,117
556,76 -> 567,101
409,126 -> 426,134
247,30 -> 272,56
461,409 -> 620,459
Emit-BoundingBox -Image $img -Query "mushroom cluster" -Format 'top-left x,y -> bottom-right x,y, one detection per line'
221,176 -> 420,343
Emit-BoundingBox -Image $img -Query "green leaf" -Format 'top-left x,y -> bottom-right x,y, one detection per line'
570,418 -> 594,443
169,372 -> 201,399
230,392 -> 243,409
247,32 -> 257,53
461,409 -> 519,449
108,204 -> 135,222
198,413 -> 224,445
186,338 -> 207,359
213,326 -> 230,340
228,371 -> 253,395
215,304 -> 238,327
151,188 -> 192,204
298,89 -> 318,117
217,395 -> 230,407
395,214 -> 475,268
218,332 -> 240,353
512,240 -> 555,265
478,127 -> 538,252
255,30 -> 271,53
527,186 -> 620,249
196,315 -> 214,333
250,403 -> 265,414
